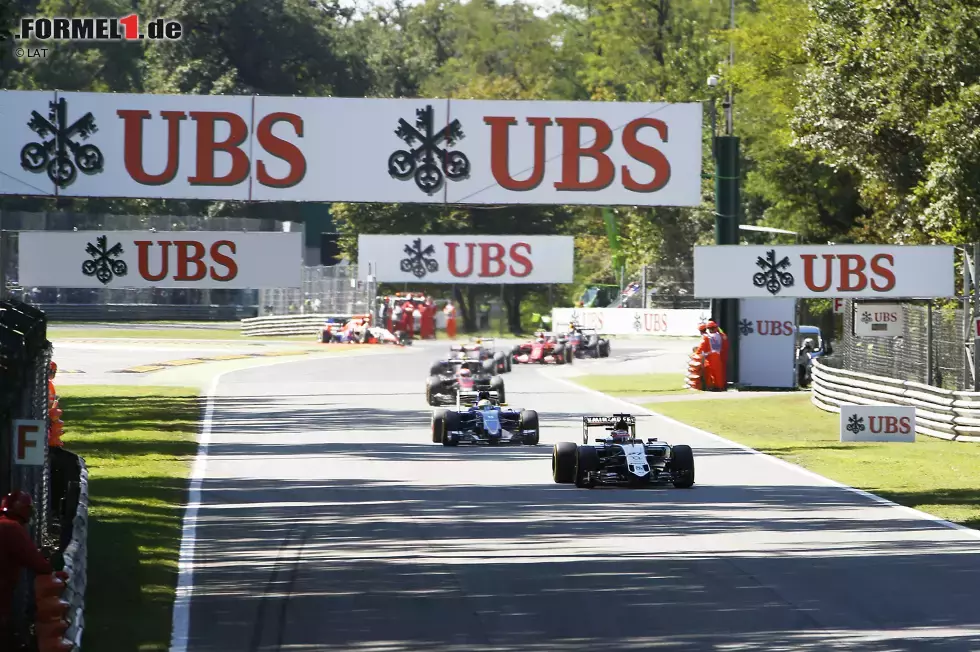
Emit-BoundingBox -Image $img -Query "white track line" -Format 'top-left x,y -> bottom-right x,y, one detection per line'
168,350 -> 415,652
545,371 -> 980,540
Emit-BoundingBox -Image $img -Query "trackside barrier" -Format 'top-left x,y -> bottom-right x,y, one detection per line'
240,314 -> 353,337
686,351 -> 703,390
811,359 -> 980,442
61,452 -> 88,650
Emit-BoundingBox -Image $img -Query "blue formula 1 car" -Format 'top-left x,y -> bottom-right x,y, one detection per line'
431,390 -> 540,447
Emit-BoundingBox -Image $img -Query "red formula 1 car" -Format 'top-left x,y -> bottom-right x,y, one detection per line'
511,333 -> 574,365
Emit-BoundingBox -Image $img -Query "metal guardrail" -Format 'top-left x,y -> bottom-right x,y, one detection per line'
62,456 -> 88,649
240,313 -> 354,337
38,304 -> 258,321
811,359 -> 980,442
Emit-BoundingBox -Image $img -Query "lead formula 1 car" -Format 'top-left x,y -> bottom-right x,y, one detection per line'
552,414 -> 694,488
431,390 -> 539,446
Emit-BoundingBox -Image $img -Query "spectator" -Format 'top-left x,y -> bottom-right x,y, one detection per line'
0,491 -> 52,650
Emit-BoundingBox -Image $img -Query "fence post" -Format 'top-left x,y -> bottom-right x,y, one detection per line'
926,300 -> 934,386
641,266 -> 647,309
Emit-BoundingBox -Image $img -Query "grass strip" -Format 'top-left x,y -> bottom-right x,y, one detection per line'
48,327 -> 312,340
573,373 -> 691,398
650,393 -> 980,529
59,385 -> 201,651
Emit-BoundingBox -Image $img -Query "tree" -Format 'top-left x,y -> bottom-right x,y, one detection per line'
794,0 -> 980,243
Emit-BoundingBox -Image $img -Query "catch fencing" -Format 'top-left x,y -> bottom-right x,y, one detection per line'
837,299 -> 968,391
258,265 -> 376,318
0,298 -> 53,646
614,263 -> 710,311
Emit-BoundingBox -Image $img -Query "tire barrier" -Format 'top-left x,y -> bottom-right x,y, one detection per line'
685,350 -> 704,391
811,358 -> 980,442
240,313 -> 354,337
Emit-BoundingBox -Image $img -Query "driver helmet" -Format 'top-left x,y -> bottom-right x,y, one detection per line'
611,420 -> 630,441
477,399 -> 492,409
459,368 -> 471,377
536,337 -> 545,343
803,338 -> 815,350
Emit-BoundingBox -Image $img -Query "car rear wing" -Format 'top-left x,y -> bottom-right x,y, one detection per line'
457,389 -> 502,409
582,414 -> 636,444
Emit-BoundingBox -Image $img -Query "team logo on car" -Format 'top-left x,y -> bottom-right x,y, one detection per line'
21,98 -> 104,189
388,104 -> 470,194
752,249 -> 794,295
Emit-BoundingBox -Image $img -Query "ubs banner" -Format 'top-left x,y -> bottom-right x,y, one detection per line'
1,91 -> 702,206
18,231 -> 303,288
693,245 -> 955,298
738,298 -> 797,388
551,308 -> 709,336
358,235 -> 574,284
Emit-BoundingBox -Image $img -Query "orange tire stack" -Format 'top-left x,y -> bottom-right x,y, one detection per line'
34,571 -> 72,652
685,350 -> 704,391
48,373 -> 64,448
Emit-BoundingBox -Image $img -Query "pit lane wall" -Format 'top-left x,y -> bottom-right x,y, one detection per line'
551,308 -> 709,336
811,359 -> 980,442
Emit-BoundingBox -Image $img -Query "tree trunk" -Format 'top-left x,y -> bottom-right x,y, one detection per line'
506,286 -> 524,333
454,286 -> 478,331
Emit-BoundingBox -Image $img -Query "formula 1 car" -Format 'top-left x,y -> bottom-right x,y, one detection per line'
431,390 -> 539,446
511,333 -> 573,365
427,359 -> 505,405
450,339 -> 510,374
552,414 -> 694,488
568,327 -> 610,359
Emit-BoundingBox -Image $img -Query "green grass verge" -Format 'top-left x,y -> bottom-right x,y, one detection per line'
60,385 -> 201,652
573,373 -> 691,398
650,393 -> 980,529
48,327 -> 311,340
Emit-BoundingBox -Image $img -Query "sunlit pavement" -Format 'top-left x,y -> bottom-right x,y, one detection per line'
172,340 -> 980,652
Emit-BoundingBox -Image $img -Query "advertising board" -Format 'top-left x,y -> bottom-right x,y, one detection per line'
1,91 -> 703,206
359,235 -> 574,284
694,245 -> 955,298
737,298 -> 797,388
18,231 -> 302,288
550,307 -> 709,336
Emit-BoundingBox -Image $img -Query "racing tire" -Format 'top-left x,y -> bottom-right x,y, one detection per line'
426,376 -> 442,406
599,341 -> 610,358
443,411 -> 461,447
490,376 -> 505,404
505,354 -> 512,373
520,409 -> 539,445
430,361 -> 448,376
671,444 -> 695,488
482,359 -> 497,375
494,352 -> 507,374
555,345 -> 566,365
552,442 -> 577,483
566,349 -> 574,365
575,445 -> 600,488
431,409 -> 448,443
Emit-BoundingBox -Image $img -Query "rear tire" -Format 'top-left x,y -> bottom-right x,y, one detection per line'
671,444 -> 695,488
494,352 -> 506,373
482,359 -> 497,375
426,376 -> 442,406
490,376 -> 505,404
575,446 -> 599,488
553,442 -> 577,483
430,361 -> 447,376
431,409 -> 447,444
555,345 -> 566,365
520,409 -> 539,445
599,341 -> 610,358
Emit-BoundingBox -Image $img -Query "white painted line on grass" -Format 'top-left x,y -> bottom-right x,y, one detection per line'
544,371 -> 980,540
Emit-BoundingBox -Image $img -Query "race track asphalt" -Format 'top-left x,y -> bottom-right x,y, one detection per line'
173,341 -> 980,652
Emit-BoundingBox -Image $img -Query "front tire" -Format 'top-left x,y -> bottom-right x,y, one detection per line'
431,409 -> 447,443
520,409 -> 539,445
426,376 -> 442,406
575,445 -> 599,488
552,442 -> 577,483
443,411 -> 461,447
671,444 -> 695,488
